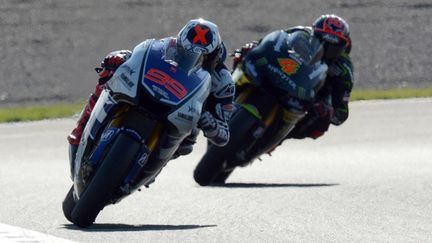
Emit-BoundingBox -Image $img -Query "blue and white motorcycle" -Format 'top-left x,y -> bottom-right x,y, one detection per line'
62,39 -> 211,227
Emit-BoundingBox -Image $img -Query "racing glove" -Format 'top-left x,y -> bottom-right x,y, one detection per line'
95,50 -> 132,84
198,111 -> 229,146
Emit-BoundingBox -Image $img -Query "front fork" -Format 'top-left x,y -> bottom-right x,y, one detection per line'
98,104 -> 165,189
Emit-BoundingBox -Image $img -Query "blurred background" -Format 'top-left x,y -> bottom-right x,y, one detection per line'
1,0 -> 431,107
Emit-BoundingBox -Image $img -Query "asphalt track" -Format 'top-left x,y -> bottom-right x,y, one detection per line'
0,98 -> 431,243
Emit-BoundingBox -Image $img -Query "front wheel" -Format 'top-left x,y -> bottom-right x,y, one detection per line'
70,133 -> 140,227
193,107 -> 258,186
62,186 -> 76,222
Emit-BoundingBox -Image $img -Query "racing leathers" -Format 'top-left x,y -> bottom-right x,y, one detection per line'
68,38 -> 234,157
284,27 -> 354,139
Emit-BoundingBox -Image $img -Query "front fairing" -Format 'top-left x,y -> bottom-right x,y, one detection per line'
242,30 -> 328,107
109,39 -> 211,135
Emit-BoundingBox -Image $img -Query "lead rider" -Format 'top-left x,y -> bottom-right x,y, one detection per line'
67,19 -> 235,167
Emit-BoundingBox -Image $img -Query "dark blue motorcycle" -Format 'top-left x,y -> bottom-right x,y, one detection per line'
194,31 -> 328,186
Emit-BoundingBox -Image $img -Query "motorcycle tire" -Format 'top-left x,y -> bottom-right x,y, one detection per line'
70,133 -> 140,227
212,169 -> 234,184
193,107 -> 258,186
62,186 -> 76,223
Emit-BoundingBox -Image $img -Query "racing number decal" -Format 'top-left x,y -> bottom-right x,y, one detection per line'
145,68 -> 187,99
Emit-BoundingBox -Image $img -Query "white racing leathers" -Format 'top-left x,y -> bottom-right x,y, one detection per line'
202,65 -> 235,146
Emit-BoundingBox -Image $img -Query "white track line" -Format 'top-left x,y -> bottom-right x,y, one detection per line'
0,223 -> 76,243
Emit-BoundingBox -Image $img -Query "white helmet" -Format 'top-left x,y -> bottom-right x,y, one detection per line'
177,18 -> 221,54
174,19 -> 221,71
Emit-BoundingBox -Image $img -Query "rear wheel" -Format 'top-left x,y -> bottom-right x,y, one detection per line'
70,133 -> 140,227
211,169 -> 234,184
193,107 -> 258,186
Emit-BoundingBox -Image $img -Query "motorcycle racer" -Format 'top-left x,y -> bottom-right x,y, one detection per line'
67,19 -> 235,171
234,14 -> 354,142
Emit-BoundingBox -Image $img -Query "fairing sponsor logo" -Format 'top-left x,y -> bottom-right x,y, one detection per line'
101,129 -> 116,141
122,65 -> 136,75
177,112 -> 193,121
151,85 -> 170,99
125,128 -> 142,141
278,58 -> 300,75
287,50 -> 304,64
266,64 -> 297,89
137,152 -> 149,167
188,105 -> 198,114
103,95 -> 117,113
119,73 -> 134,88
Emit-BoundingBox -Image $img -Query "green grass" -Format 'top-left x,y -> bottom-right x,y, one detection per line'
351,88 -> 432,101
0,102 -> 84,123
0,88 -> 431,123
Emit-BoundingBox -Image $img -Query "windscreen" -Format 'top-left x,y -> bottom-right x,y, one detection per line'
285,31 -> 323,65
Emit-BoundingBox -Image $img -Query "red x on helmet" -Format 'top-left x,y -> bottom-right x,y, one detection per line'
312,14 -> 351,59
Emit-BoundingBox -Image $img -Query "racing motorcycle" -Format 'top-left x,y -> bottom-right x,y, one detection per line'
193,31 -> 328,186
62,39 -> 211,227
